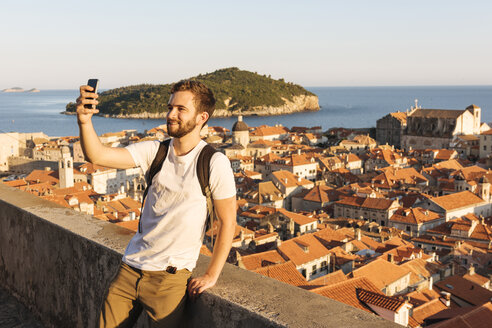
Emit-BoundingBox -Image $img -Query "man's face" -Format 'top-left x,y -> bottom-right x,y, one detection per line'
166,91 -> 200,138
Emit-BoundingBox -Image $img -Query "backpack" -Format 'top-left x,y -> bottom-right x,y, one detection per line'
137,139 -> 218,247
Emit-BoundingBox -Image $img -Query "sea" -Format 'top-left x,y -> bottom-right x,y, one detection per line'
0,86 -> 491,137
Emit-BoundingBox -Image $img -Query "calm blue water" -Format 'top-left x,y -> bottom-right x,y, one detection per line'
0,86 -> 491,137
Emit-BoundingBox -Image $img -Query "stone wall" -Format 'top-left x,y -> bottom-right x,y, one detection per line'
0,183 -> 398,328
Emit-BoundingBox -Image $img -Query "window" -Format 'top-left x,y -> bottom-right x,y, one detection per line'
406,226 -> 411,232
484,146 -> 487,151
312,265 -> 317,274
301,269 -> 306,277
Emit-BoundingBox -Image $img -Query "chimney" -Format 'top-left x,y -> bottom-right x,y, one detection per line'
388,253 -> 395,264
468,266 -> 475,276
356,228 -> 362,241
275,237 -> 281,248
439,292 -> 451,307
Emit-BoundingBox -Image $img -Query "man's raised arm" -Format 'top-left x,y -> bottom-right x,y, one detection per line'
76,85 -> 135,169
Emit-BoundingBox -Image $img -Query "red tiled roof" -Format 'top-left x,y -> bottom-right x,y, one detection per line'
303,185 -> 340,204
431,302 -> 492,328
278,234 -> 330,266
389,207 -> 442,225
356,288 -> 408,312
254,261 -> 306,287
240,250 -> 285,271
312,277 -> 381,313
306,269 -> 348,288
434,275 -> 492,306
350,259 -> 411,291
277,208 -> 317,226
411,298 -> 448,325
336,196 -> 398,210
430,191 -> 485,211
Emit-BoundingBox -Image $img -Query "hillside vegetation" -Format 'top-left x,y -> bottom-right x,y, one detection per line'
65,68 -> 318,116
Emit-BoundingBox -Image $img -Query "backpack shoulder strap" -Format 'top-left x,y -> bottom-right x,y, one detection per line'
196,144 -> 218,248
146,138 -> 172,186
138,138 -> 171,233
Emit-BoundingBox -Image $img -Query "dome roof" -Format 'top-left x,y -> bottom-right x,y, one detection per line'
232,115 -> 249,132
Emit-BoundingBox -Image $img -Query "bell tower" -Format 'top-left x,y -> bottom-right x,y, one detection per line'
59,146 -> 74,189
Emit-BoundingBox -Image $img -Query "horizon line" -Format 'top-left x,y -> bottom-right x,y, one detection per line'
3,84 -> 491,91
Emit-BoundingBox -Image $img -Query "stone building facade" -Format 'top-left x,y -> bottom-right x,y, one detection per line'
401,105 -> 482,150
376,111 -> 408,149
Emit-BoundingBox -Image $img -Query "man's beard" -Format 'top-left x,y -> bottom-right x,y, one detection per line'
167,118 -> 197,138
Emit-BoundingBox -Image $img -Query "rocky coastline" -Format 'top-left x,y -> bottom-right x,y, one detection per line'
62,95 -> 320,119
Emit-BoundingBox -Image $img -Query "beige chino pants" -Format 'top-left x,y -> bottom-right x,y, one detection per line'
98,262 -> 192,328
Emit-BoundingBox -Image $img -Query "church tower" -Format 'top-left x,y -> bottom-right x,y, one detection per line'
232,115 -> 249,148
478,176 -> 490,202
466,104 -> 481,134
59,146 -> 74,189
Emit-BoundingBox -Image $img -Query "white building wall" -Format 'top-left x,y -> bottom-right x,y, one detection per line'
0,133 -> 20,171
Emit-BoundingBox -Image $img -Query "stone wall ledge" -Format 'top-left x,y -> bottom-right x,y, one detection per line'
0,183 -> 398,328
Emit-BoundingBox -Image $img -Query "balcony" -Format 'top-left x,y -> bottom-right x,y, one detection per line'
0,183 -> 398,328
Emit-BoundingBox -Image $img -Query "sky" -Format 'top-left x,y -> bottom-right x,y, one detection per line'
1,0 -> 491,89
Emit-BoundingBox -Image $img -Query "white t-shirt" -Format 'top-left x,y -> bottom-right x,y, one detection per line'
122,139 -> 236,271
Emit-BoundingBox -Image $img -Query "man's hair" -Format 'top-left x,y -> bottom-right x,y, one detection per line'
170,80 -> 215,124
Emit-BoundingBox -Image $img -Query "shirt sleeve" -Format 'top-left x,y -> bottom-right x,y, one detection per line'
209,152 -> 236,200
125,140 -> 160,175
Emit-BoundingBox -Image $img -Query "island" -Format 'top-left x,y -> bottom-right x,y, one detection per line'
2,87 -> 40,93
64,67 -> 320,118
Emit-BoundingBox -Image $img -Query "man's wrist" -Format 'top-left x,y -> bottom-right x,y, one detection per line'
204,271 -> 220,282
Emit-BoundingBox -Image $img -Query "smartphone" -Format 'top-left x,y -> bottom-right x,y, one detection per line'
85,79 -> 99,109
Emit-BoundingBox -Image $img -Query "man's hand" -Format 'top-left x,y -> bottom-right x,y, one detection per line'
187,273 -> 218,301
76,85 -> 99,125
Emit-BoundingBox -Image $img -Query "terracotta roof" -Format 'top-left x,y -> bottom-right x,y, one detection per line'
239,205 -> 277,220
405,288 -> 442,306
336,196 -> 398,210
254,261 -> 306,287
411,298 -> 448,325
271,170 -> 313,188
240,250 -> 285,270
434,275 -> 492,306
462,272 -> 490,287
277,208 -> 318,226
400,258 -> 444,285
24,170 -> 59,184
431,302 -> 492,328
410,108 -> 466,119
312,277 -> 381,313
350,259 -> 411,291
302,185 -> 340,204
250,125 -> 289,137
430,191 -> 485,211
313,226 -> 348,244
78,162 -> 114,174
278,234 -> 330,266
435,149 -> 457,161
3,179 -> 28,187
356,288 -> 408,312
434,159 -> 464,171
390,111 -> 408,124
389,207 -> 442,225
306,269 -> 348,288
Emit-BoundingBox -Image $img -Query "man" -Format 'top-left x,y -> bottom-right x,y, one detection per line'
76,80 -> 237,327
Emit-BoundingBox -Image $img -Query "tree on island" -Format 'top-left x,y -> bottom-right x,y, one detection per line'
65,67 -> 317,116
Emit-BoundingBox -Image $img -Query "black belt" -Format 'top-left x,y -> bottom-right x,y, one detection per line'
127,264 -> 178,275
